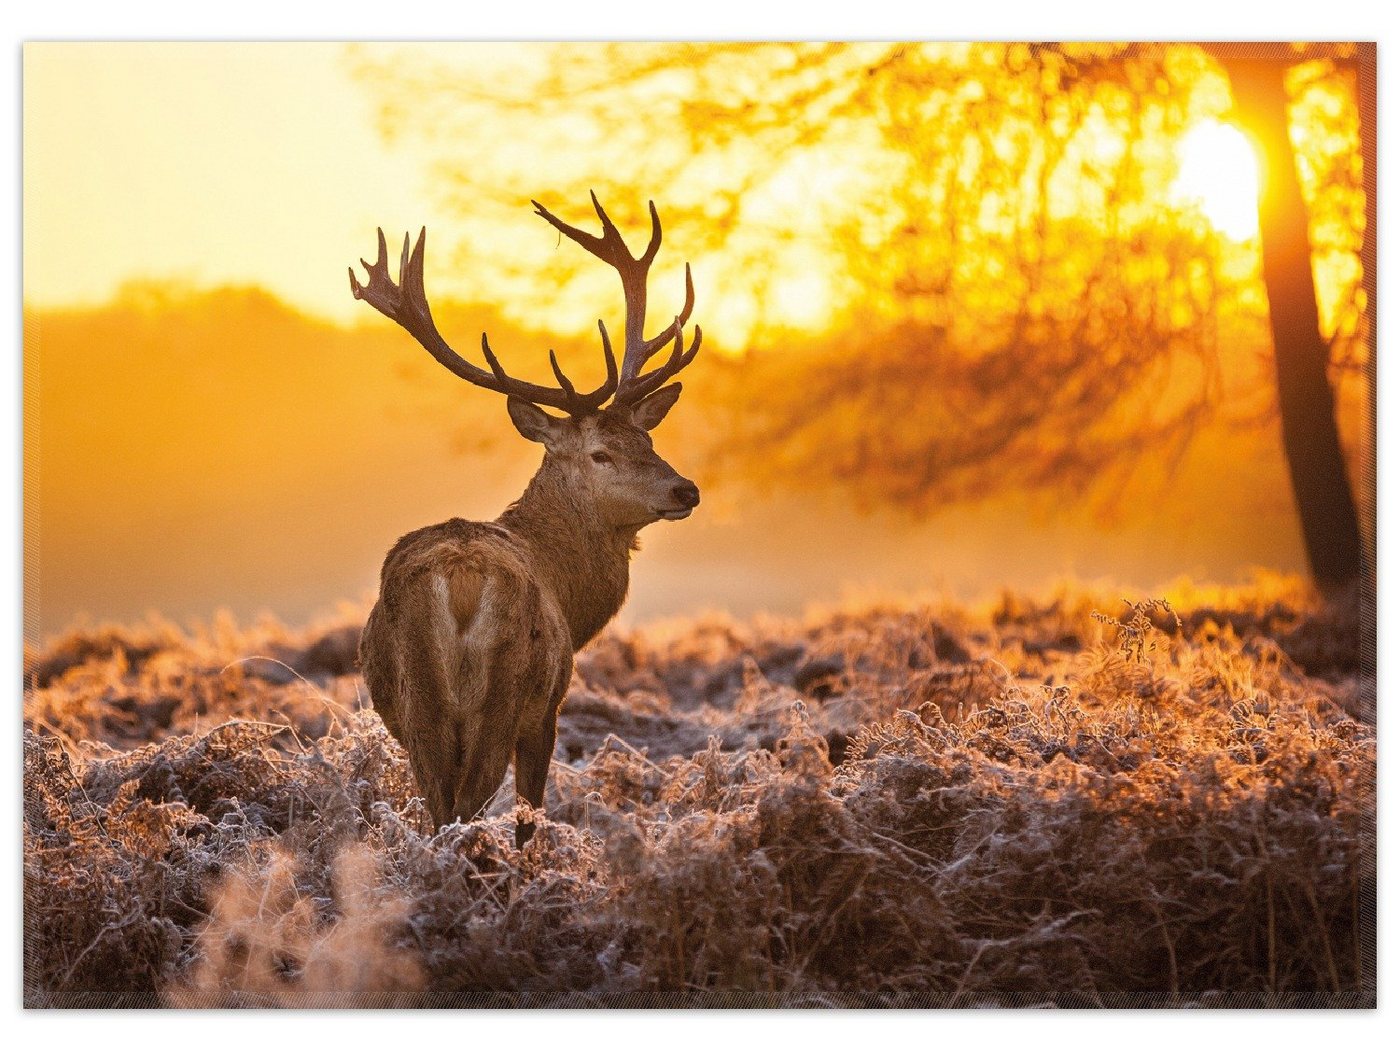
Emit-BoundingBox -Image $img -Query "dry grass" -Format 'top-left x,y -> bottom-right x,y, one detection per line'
23,576 -> 1374,1008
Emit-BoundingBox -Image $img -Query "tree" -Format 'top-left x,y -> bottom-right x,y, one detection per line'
352,41 -> 1371,592
1206,43 -> 1369,593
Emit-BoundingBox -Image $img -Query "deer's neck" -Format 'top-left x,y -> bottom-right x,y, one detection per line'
497,465 -> 636,651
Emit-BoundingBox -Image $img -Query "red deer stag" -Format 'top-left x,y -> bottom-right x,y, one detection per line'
350,195 -> 701,846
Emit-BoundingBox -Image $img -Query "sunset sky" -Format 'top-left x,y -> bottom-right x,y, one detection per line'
26,43 -> 832,346
21,41 -> 1368,641
25,44 -> 455,321
26,43 -> 904,348
23,42 -> 1290,331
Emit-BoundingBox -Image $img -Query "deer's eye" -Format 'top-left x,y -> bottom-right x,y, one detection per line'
590,451 -> 613,465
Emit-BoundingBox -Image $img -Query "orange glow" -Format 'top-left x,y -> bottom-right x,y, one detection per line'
22,43 -> 1370,639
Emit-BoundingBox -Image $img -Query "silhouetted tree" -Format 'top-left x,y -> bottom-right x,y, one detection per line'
1206,43 -> 1369,594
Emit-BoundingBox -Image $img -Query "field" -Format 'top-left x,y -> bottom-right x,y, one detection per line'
23,576 -> 1375,1008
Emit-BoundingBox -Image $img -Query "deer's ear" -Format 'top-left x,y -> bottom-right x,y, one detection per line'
507,396 -> 566,446
629,383 -> 683,431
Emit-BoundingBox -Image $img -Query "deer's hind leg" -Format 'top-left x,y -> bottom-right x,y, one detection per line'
513,652 -> 573,848
512,717 -> 558,848
447,724 -> 516,827
366,586 -> 468,828
441,644 -> 520,823
440,568 -> 530,828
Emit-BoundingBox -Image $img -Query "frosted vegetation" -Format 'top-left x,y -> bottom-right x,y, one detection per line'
24,576 -> 1373,1007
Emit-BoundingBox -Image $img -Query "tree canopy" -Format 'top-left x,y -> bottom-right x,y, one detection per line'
350,42 -> 1366,517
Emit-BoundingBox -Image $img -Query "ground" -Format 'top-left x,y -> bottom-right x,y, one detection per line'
23,575 -> 1375,1008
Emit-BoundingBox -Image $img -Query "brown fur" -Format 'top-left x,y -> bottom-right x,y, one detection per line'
359,401 -> 697,844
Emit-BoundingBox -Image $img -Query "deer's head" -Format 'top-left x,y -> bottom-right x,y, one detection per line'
505,391 -> 699,528
351,194 -> 701,531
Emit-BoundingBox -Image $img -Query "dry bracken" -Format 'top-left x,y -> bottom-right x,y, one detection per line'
24,576 -> 1374,1007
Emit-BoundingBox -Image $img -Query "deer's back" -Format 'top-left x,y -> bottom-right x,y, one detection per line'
359,517 -> 572,740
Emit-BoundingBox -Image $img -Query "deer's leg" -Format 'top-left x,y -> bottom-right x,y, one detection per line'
412,752 -> 458,829
448,725 -> 515,828
513,713 -> 560,848
393,667 -> 471,829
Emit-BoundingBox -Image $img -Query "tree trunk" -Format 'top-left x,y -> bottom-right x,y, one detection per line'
1354,43 -> 1377,673
1217,50 -> 1364,594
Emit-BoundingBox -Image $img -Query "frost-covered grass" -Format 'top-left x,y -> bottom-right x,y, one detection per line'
23,577 -> 1374,1007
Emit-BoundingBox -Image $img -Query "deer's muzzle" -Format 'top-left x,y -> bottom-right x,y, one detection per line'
658,479 -> 700,520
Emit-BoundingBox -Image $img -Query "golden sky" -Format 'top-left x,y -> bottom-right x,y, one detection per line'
26,39 -> 1289,350
24,43 -> 469,321
22,41 -> 1356,639
24,42 -> 1275,330
23,42 -> 788,343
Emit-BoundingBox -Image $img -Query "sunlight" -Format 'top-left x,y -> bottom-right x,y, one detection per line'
769,269 -> 833,331
1171,120 -> 1261,241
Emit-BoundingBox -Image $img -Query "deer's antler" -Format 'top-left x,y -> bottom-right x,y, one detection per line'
350,227 -> 618,415
350,195 -> 698,416
531,193 -> 702,408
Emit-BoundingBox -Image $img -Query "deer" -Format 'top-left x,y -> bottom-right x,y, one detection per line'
349,194 -> 701,847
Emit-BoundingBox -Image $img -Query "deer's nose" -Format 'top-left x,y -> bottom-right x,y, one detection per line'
672,480 -> 701,508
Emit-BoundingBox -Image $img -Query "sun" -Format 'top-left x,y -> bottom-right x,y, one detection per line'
1171,120 -> 1262,241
